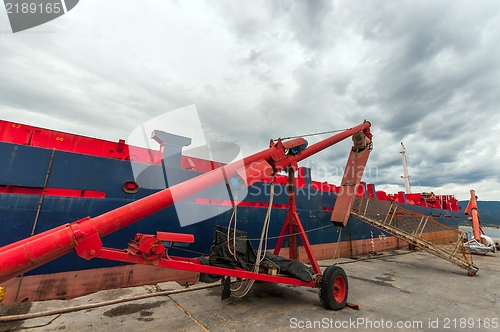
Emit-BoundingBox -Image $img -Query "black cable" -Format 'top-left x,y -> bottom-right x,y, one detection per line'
276,128 -> 348,141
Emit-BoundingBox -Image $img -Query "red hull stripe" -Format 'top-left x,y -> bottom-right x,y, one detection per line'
0,119 -> 226,171
0,120 -> 460,212
0,185 -> 106,198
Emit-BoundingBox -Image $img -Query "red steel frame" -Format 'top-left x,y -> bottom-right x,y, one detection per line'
273,170 -> 321,274
99,250 -> 315,287
0,121 -> 372,287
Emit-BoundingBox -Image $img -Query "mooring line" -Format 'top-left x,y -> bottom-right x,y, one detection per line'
167,295 -> 210,332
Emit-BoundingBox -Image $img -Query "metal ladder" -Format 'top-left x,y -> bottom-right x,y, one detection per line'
351,197 -> 478,276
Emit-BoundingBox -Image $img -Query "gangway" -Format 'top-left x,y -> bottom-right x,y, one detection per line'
351,197 -> 478,276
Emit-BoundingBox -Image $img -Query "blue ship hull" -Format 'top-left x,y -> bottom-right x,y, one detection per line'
0,140 -> 463,279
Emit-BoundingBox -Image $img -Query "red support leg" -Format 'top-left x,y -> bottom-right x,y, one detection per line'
273,168 -> 321,275
294,212 -> 321,274
288,170 -> 299,260
273,216 -> 288,256
288,218 -> 298,259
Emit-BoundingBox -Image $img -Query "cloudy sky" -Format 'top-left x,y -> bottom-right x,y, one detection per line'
1,0 -> 499,201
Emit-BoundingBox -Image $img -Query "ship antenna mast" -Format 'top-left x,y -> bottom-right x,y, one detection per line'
400,142 -> 411,193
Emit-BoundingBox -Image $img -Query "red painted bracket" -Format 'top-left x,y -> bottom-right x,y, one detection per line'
73,217 -> 103,260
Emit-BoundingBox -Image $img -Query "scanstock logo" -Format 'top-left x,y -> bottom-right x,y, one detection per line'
127,105 -> 249,227
4,0 -> 79,33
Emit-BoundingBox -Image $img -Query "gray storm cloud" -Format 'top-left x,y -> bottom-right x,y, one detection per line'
0,0 -> 499,200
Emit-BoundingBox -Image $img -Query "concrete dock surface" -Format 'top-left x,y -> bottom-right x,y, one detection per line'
1,249 -> 499,331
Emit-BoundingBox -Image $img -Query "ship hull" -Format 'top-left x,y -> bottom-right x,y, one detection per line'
0,125 -> 463,304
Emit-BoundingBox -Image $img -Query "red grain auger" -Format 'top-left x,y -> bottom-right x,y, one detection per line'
0,121 -> 372,310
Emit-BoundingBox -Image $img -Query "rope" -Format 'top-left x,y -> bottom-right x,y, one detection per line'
0,282 -> 222,323
276,128 -> 348,141
257,181 -> 275,263
226,192 -> 238,260
231,181 -> 275,298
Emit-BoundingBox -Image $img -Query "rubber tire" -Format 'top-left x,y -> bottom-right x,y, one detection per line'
320,265 -> 348,310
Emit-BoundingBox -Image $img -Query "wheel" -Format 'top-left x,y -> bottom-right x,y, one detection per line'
320,265 -> 348,310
